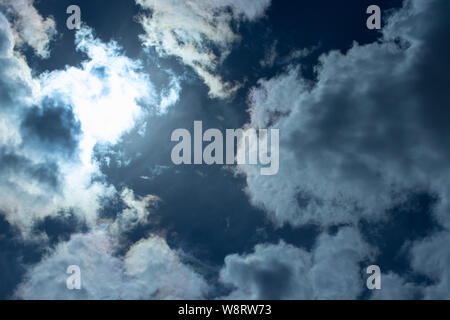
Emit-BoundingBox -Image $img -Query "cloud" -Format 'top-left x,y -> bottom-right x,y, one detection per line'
0,13 -> 36,113
41,27 -> 156,151
0,17 -> 159,236
109,188 -> 160,236
124,236 -> 209,299
220,227 -> 374,299
232,0 -> 450,299
408,231 -> 450,299
136,0 -> 271,98
370,272 -> 419,300
159,74 -> 182,113
237,0 -> 450,228
0,11 -> 206,300
0,0 -> 56,58
15,229 -> 209,299
21,98 -> 82,156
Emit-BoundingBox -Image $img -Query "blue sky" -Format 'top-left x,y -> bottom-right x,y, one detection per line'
0,0 -> 449,299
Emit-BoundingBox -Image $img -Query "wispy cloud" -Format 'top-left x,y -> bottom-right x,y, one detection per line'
136,0 -> 271,98
0,0 -> 56,58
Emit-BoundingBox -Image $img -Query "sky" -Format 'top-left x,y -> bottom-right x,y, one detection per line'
0,0 -> 449,300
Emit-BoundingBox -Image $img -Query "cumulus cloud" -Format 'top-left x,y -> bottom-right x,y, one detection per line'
15,229 -> 208,299
238,0 -> 450,228
233,0 -> 450,299
136,0 -> 271,98
0,15 -> 159,236
124,236 -> 209,299
220,227 -> 374,299
370,272 -> 419,300
0,0 -> 56,58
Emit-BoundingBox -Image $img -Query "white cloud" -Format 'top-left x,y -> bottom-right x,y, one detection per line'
40,27 -> 156,153
15,229 -> 208,299
159,74 -> 182,113
0,0 -> 56,58
124,236 -> 209,299
136,0 -> 271,98
0,20 -> 160,237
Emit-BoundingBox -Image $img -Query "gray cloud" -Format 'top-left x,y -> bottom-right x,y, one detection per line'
370,272 -> 419,300
0,147 -> 60,189
220,227 -> 374,299
409,231 -> 450,299
234,0 -> 450,299
238,0 -> 450,228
